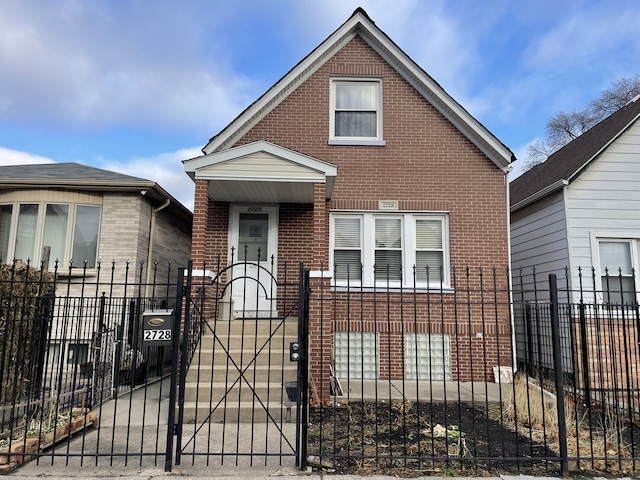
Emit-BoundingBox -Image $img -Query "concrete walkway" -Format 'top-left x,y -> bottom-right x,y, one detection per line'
7,377 -> 512,478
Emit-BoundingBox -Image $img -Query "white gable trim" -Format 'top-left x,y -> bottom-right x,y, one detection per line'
201,10 -> 513,171
184,140 -> 337,178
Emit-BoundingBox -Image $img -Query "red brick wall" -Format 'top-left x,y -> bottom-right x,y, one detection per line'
193,35 -> 512,396
235,36 -> 509,271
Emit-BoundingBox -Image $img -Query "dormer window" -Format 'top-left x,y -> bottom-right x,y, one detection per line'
329,78 -> 385,146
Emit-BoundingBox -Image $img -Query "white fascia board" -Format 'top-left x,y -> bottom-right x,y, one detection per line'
194,174 -> 322,183
202,21 -> 361,155
357,29 -> 513,170
510,179 -> 568,213
200,10 -> 513,169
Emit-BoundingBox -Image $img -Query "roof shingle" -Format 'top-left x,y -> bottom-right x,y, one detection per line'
510,96 -> 640,209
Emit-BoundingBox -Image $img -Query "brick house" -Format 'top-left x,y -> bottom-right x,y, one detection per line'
0,162 -> 192,371
183,8 -> 514,396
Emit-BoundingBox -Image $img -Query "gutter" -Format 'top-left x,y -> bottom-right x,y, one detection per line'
510,179 -> 568,213
145,198 -> 171,296
504,166 -> 518,376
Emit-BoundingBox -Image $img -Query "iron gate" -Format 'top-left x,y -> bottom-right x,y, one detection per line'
0,260 -> 308,473
166,261 -> 310,471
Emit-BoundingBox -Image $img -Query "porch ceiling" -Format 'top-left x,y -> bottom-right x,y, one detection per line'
206,179 -> 325,203
183,140 -> 338,204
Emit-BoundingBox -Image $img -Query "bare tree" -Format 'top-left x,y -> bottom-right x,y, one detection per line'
524,74 -> 640,169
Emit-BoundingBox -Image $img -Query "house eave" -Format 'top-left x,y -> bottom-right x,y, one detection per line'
200,10 -> 514,170
0,179 -> 193,221
511,179 -> 568,213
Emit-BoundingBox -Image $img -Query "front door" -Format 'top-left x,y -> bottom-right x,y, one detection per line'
229,205 -> 278,317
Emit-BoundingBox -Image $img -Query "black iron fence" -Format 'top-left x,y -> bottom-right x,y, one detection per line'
0,259 -> 180,469
1,259 -> 640,476
308,266 -> 640,476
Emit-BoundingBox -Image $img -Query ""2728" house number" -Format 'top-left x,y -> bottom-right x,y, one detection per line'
143,329 -> 172,342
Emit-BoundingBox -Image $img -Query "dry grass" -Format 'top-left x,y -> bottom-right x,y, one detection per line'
497,373 -> 635,474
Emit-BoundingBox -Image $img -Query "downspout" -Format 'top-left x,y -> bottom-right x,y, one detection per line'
503,165 -> 518,376
145,198 -> 171,297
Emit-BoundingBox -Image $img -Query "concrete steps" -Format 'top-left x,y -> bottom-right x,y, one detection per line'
181,317 -> 299,424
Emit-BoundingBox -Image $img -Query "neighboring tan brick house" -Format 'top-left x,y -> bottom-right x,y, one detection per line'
183,9 -> 514,395
0,162 -> 192,369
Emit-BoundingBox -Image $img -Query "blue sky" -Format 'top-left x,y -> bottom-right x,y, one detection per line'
1,0 -> 639,210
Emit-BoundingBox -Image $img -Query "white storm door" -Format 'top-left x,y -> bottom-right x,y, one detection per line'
229,206 -> 278,317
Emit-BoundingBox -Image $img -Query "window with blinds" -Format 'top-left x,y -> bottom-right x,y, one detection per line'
334,217 -> 362,281
415,219 -> 444,282
0,201 -> 101,269
331,212 -> 449,287
375,218 -> 402,282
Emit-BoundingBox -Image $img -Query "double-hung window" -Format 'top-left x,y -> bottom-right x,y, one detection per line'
330,78 -> 383,145
331,212 -> 449,287
0,202 -> 101,269
597,239 -> 639,305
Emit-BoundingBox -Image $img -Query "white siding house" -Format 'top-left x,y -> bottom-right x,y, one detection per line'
510,96 -> 640,305
510,96 -> 640,373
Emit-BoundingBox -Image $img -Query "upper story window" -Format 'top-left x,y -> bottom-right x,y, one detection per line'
331,212 -> 449,288
0,202 -> 101,269
597,239 -> 639,305
329,78 -> 385,146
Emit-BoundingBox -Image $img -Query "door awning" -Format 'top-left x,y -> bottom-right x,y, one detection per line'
183,141 -> 338,203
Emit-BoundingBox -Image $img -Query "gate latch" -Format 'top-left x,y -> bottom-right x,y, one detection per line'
289,342 -> 300,362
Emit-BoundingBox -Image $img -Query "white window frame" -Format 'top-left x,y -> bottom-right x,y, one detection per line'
329,77 -> 385,146
330,212 -> 450,288
0,201 -> 101,270
592,235 -> 640,304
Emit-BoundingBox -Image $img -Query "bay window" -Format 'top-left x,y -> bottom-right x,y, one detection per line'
0,202 -> 101,269
331,212 -> 449,287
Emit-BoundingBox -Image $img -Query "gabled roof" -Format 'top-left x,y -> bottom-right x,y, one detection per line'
201,8 -> 514,171
184,141 -> 338,203
0,162 -> 192,221
510,96 -> 640,211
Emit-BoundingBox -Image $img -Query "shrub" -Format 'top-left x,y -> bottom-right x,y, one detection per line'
0,262 -> 55,405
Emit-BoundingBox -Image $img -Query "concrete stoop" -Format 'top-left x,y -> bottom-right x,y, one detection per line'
181,317 -> 299,424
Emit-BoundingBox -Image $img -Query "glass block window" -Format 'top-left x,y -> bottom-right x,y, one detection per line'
334,332 -> 378,379
404,333 -> 451,381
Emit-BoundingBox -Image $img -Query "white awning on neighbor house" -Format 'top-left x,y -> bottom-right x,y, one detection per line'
183,141 -> 338,203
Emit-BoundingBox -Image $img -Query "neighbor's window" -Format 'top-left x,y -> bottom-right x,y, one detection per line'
0,202 -> 101,269
72,206 -> 100,268
330,79 -> 383,143
0,205 -> 12,261
331,212 -> 449,287
598,240 -> 638,305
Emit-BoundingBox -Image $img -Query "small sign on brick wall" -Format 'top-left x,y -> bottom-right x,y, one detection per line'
378,200 -> 398,210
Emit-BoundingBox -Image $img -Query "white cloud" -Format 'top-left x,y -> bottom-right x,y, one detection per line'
101,147 -> 201,212
0,1 -> 258,134
524,6 -> 640,72
0,147 -> 55,165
